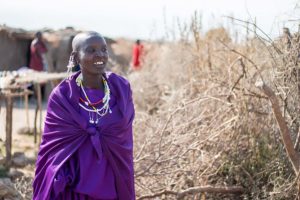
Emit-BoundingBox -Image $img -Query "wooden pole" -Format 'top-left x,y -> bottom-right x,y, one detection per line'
5,95 -> 13,167
24,92 -> 29,129
37,83 -> 42,144
34,104 -> 38,144
33,83 -> 42,144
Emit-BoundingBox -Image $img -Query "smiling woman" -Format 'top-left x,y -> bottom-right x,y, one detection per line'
70,32 -> 109,89
32,31 -> 136,200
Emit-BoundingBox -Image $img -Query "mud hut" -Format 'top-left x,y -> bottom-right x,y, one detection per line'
0,25 -> 118,73
0,25 -> 33,71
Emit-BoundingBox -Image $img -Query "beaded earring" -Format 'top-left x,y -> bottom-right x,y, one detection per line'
67,55 -> 77,74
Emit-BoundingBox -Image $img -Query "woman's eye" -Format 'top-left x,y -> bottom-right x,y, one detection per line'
102,48 -> 108,52
86,48 -> 95,53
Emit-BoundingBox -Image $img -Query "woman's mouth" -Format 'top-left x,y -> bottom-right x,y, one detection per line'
94,61 -> 104,65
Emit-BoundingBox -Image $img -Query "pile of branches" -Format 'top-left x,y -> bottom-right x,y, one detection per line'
129,19 -> 300,199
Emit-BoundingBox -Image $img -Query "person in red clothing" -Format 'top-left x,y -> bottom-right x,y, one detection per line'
131,39 -> 143,70
29,31 -> 48,100
29,31 -> 48,72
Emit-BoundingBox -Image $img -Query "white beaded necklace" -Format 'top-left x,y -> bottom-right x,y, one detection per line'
76,73 -> 112,124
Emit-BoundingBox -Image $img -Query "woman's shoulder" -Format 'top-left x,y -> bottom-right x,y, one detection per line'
105,71 -> 131,89
48,73 -> 77,100
48,79 -> 68,100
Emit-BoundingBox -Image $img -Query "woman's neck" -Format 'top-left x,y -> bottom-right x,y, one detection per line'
82,73 -> 104,91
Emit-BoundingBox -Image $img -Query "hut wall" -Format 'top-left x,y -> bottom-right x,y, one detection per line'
0,30 -> 31,71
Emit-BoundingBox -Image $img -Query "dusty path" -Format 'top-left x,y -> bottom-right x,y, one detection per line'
0,99 -> 48,199
0,98 -> 47,160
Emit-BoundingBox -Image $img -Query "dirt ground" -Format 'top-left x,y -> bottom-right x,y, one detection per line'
0,98 -> 47,167
0,98 -> 48,199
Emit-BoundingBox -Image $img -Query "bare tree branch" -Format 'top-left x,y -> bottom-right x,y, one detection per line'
256,80 -> 300,174
137,185 -> 244,200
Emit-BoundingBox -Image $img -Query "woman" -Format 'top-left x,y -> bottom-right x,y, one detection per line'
33,31 -> 135,200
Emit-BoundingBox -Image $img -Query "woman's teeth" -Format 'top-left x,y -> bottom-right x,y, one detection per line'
95,61 -> 104,65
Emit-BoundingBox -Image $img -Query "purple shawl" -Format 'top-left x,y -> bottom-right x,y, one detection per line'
32,72 -> 135,200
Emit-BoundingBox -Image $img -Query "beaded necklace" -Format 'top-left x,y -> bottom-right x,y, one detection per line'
76,73 -> 112,124
79,97 -> 102,106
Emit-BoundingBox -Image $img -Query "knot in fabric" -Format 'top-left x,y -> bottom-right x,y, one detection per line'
85,126 -> 103,162
86,126 -> 97,136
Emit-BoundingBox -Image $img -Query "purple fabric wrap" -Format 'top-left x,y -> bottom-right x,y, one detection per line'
32,71 -> 135,200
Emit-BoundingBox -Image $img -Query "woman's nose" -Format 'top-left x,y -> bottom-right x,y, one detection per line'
95,50 -> 103,57
96,51 -> 108,59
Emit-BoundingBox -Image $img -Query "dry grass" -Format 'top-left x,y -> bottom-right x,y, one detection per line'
129,19 -> 300,199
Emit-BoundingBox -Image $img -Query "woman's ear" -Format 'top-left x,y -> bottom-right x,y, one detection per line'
67,51 -> 79,69
72,52 -> 79,65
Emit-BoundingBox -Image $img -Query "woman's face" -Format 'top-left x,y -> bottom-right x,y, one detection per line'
77,35 -> 108,76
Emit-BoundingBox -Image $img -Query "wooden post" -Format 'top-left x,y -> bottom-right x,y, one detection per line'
34,83 -> 42,144
24,92 -> 29,128
5,95 -> 13,167
34,103 -> 38,144
37,84 -> 42,143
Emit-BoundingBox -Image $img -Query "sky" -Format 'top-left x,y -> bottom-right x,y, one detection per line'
0,0 -> 298,40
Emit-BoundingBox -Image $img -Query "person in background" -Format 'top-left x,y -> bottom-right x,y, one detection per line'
131,39 -> 144,71
29,31 -> 48,100
32,31 -> 135,200
29,31 -> 48,72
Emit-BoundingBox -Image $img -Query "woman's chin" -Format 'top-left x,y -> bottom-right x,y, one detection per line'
95,66 -> 106,73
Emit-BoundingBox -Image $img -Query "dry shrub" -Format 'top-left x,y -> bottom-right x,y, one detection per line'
129,19 -> 299,199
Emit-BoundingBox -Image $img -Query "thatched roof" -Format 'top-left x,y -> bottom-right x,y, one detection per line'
0,25 -> 35,40
0,25 -> 116,43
